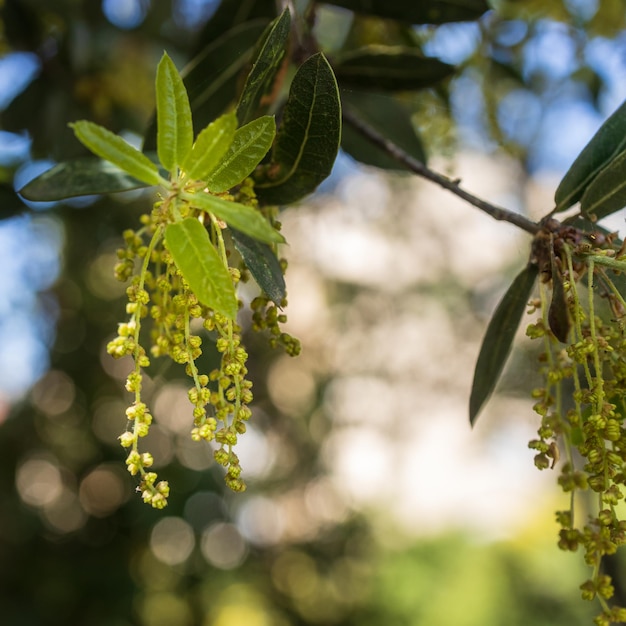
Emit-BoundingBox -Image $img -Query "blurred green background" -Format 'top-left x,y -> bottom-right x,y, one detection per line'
2,0 -> 626,624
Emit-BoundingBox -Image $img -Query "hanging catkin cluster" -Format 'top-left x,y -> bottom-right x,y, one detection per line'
527,221 -> 626,625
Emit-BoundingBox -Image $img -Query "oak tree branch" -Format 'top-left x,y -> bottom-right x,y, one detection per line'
342,106 -> 541,236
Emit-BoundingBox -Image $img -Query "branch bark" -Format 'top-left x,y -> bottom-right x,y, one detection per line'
342,106 -> 541,236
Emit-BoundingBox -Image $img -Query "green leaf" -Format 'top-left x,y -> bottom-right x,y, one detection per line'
231,229 -> 286,305
469,264 -> 538,425
156,52 -> 193,173
341,91 -> 426,169
182,112 -> 237,181
205,116 -> 276,192
322,0 -> 489,24
164,217 -> 238,319
332,46 -> 455,91
555,99 -> 626,212
19,157 -> 152,201
256,53 -> 341,205
181,191 -> 284,244
580,149 -> 626,220
237,9 -> 291,125
70,121 -> 162,186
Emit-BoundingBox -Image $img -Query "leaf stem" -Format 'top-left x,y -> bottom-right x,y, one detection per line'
342,105 -> 541,235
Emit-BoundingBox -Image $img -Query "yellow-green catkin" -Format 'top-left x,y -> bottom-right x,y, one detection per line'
107,187 -> 299,506
526,227 -> 626,624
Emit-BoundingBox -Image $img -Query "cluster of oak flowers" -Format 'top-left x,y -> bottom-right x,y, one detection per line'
526,222 -> 626,625
106,187 -> 298,508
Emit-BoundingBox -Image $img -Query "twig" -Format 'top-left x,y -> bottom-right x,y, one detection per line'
342,106 -> 541,236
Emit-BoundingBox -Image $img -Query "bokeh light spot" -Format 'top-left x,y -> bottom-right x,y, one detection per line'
102,0 -> 150,29
150,517 -> 195,565
16,455 -> 63,507
201,522 -> 247,569
79,464 -> 129,517
237,496 -> 285,547
30,369 -> 76,417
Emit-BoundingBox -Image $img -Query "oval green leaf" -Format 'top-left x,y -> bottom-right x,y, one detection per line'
236,9 -> 291,125
255,53 -> 341,205
322,0 -> 489,23
70,121 -> 162,186
231,229 -> 286,305
164,217 -> 238,319
156,52 -> 193,173
205,116 -> 276,192
182,191 -> 284,244
182,112 -> 237,181
332,46 -> 454,91
19,157 -> 152,201
580,148 -> 626,220
555,99 -> 626,212
341,91 -> 426,169
469,264 -> 538,426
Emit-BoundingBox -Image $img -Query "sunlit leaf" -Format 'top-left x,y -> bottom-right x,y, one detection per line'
323,0 -> 489,24
555,99 -> 626,212
580,149 -> 626,220
469,264 -> 538,425
332,46 -> 454,91
237,8 -> 291,125
205,116 -> 276,193
231,229 -> 286,305
164,217 -> 238,319
156,52 -> 193,173
256,53 -> 341,205
182,191 -> 284,244
70,121 -> 162,186
341,91 -> 426,169
19,157 -> 152,201
182,112 -> 237,181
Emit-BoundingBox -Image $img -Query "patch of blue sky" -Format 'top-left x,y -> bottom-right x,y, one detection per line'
497,89 -> 542,147
585,36 -> 626,112
0,131 -> 31,167
173,0 -> 219,30
102,0 -> 150,30
522,20 -> 579,82
19,216 -> 64,293
0,214 -> 63,399
450,72 -> 497,152
0,52 -> 40,110
420,22 -> 481,65
0,215 -> 63,312
0,317 -> 51,400
491,20 -> 528,48
564,0 -> 599,22
527,99 -> 603,175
